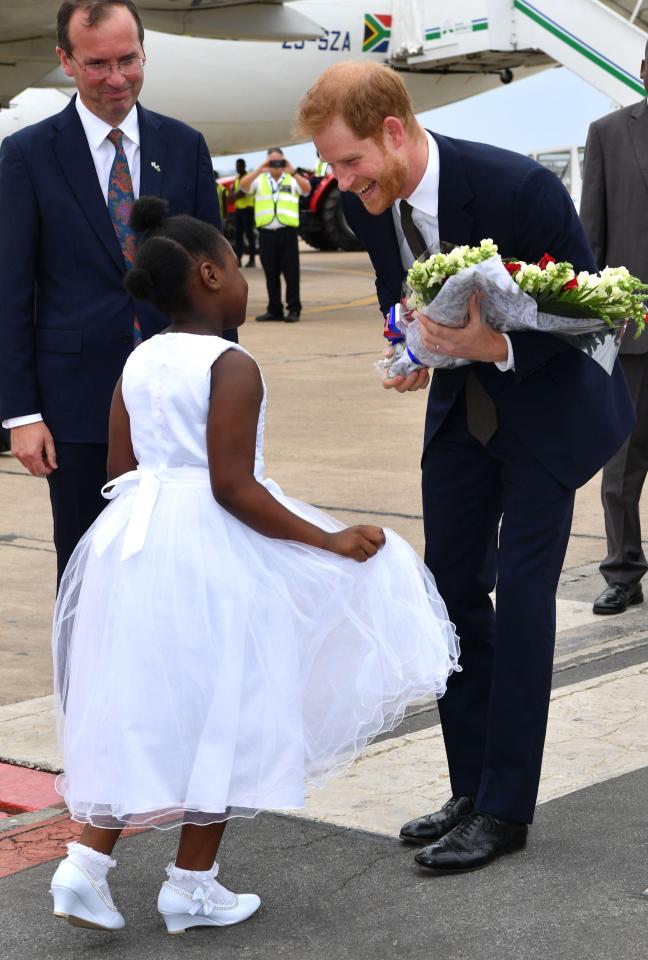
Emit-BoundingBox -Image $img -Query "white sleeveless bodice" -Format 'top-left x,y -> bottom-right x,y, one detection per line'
122,333 -> 266,480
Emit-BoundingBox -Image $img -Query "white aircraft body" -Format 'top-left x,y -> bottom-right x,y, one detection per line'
0,1 -> 552,153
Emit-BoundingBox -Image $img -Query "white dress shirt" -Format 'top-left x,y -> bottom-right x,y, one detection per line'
393,131 -> 441,265
75,95 -> 141,201
392,130 -> 514,372
3,98 -> 141,429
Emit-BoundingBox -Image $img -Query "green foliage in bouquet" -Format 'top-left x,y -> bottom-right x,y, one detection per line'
406,242 -> 648,338
407,239 -> 498,306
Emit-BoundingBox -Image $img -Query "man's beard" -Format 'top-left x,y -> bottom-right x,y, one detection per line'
360,150 -> 409,214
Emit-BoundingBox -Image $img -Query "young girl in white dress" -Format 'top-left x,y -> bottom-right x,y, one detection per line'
49,197 -> 459,936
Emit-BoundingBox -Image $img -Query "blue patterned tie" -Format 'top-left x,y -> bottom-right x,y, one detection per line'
107,128 -> 141,346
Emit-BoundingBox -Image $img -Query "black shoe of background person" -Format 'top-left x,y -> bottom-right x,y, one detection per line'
285,312 -> 300,323
400,795 -> 474,845
255,311 -> 284,322
245,259 -> 256,268
592,581 -> 643,615
414,812 -> 528,873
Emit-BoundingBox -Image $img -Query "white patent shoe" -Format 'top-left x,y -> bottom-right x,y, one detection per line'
157,869 -> 260,935
50,858 -> 125,931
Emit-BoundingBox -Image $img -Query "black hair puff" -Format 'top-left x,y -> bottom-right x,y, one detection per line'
124,236 -> 193,313
129,196 -> 169,234
124,196 -> 228,315
124,266 -> 155,301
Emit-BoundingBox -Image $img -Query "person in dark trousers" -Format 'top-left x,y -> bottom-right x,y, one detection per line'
239,147 -> 310,323
580,41 -> 648,617
230,158 -> 256,267
0,0 -> 231,588
297,61 -> 634,873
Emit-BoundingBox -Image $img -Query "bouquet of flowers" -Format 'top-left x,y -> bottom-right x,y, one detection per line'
378,240 -> 648,377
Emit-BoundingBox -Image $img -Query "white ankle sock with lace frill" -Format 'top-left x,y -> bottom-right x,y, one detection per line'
165,862 -> 236,906
66,842 -> 116,884
65,842 -> 117,906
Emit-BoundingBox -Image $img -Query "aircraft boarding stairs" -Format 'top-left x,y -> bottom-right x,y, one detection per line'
389,0 -> 648,107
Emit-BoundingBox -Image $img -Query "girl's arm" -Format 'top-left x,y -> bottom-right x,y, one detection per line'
107,377 -> 138,481
207,350 -> 384,563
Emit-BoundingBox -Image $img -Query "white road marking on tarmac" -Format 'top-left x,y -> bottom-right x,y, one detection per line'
554,598 -> 601,632
0,695 -> 60,771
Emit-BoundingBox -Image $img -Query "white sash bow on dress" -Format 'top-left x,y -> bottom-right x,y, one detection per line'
93,465 -> 212,561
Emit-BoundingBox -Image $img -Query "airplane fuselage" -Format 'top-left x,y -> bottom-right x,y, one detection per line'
0,1 -> 550,153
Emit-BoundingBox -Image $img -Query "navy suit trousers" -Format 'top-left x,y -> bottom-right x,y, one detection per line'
47,442 -> 108,589
422,393 -> 575,823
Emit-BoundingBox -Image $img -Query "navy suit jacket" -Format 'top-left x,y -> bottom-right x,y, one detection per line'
343,132 -> 635,490
0,96 -> 222,443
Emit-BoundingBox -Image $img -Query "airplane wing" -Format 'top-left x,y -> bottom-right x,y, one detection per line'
137,1 -> 324,42
0,1 -> 323,105
0,0 -> 62,108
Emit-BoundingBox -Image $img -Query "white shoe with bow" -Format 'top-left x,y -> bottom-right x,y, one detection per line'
157,862 -> 260,935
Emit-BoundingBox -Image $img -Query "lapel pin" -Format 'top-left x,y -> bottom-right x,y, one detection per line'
150,161 -> 161,173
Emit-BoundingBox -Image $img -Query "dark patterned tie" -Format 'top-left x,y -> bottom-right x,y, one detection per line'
399,199 -> 427,259
107,128 -> 141,346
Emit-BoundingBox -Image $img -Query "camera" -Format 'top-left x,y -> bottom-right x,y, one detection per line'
268,159 -> 286,169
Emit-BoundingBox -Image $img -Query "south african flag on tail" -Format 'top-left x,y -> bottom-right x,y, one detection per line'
363,13 -> 392,53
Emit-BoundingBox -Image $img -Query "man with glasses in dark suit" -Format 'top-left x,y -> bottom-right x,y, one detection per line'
0,0 -> 232,586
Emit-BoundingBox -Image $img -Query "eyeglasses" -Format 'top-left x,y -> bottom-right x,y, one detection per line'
70,55 -> 146,80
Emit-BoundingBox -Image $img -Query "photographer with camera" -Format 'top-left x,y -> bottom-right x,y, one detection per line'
239,147 -> 310,322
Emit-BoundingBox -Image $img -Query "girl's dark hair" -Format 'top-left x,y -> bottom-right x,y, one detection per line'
57,1 -> 145,55
124,197 -> 229,314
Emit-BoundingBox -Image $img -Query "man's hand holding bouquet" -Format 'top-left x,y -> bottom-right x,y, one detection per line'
377,240 -> 648,382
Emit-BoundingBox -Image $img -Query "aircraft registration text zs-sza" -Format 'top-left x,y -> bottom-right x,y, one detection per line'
282,29 -> 352,52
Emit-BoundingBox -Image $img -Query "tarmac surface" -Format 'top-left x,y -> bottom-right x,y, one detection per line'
1,246 -> 647,958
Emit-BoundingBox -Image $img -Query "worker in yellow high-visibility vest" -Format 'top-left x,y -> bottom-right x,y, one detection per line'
239,147 -> 311,323
313,151 -> 329,177
230,158 -> 257,268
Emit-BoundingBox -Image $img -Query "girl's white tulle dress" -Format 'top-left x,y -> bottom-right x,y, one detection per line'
53,333 -> 459,829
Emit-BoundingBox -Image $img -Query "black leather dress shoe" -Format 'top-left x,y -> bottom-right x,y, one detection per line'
414,812 -> 528,873
593,581 -> 643,615
285,312 -> 300,323
255,312 -> 284,322
400,795 -> 474,845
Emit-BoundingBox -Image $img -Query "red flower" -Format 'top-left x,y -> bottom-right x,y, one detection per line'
504,261 -> 521,275
537,252 -> 556,270
562,277 -> 578,290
